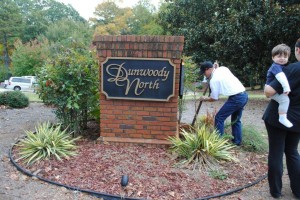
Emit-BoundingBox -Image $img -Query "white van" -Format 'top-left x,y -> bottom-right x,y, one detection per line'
6,77 -> 35,91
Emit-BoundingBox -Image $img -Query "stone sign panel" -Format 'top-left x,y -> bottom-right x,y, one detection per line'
101,57 -> 175,101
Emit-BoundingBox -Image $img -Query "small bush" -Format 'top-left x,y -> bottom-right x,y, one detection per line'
169,125 -> 237,171
0,91 -> 29,108
16,122 -> 80,165
242,125 -> 268,153
208,169 -> 228,180
0,92 -> 7,105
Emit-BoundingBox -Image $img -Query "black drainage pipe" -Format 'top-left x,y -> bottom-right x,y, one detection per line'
9,140 -> 267,200
194,174 -> 267,200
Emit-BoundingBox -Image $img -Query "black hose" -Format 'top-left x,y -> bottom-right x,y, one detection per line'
194,174 -> 267,200
9,140 -> 142,200
9,140 -> 267,200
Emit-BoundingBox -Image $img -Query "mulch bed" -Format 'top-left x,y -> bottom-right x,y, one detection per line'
11,139 -> 268,200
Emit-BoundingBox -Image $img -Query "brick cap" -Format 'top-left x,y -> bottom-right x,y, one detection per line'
93,35 -> 184,44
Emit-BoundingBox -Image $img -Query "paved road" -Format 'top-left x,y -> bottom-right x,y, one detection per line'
0,87 -> 34,93
0,87 -> 7,92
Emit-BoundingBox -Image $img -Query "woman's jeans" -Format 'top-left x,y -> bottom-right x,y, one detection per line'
214,92 -> 248,145
265,121 -> 300,198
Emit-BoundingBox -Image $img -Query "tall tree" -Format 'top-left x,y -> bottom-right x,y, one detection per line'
11,38 -> 50,76
11,19 -> 93,76
91,0 -> 132,35
0,0 -> 23,77
128,0 -> 156,34
91,0 -> 122,25
14,0 -> 85,42
91,0 -> 163,35
43,0 -> 85,23
158,0 -> 300,87
44,19 -> 93,46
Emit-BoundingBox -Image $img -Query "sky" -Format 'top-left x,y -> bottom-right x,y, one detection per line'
56,0 -> 161,20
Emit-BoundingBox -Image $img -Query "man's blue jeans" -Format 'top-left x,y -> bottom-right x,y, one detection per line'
214,92 -> 248,145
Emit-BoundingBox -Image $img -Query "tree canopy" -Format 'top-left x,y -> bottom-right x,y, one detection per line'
15,0 -> 85,42
11,38 -> 50,76
158,0 -> 300,87
0,0 -> 23,79
0,0 -> 86,80
2,0 -> 299,89
91,0 -> 164,35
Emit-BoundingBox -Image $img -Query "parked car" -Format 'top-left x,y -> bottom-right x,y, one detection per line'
6,76 -> 35,91
22,76 -> 36,81
23,76 -> 39,91
2,80 -> 8,88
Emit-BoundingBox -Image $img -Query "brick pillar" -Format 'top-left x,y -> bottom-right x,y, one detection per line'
93,35 -> 184,145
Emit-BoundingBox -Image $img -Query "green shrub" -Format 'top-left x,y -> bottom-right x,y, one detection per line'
0,91 -> 29,108
16,122 -> 80,165
37,47 -> 99,133
169,125 -> 237,170
0,92 -> 7,105
208,169 -> 228,180
241,125 -> 268,153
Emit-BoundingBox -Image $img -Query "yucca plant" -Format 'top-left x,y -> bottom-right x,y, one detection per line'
16,122 -> 80,165
169,124 -> 237,170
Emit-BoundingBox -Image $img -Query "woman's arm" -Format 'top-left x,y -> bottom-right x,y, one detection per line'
264,85 -> 277,98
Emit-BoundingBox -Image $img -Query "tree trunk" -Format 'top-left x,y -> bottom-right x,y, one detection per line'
3,33 -> 10,77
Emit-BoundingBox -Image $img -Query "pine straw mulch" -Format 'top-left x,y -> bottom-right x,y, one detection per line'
11,138 -> 268,200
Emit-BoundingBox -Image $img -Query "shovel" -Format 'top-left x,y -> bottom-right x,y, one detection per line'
191,81 -> 210,126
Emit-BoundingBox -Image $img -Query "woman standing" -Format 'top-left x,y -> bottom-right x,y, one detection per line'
263,38 -> 300,199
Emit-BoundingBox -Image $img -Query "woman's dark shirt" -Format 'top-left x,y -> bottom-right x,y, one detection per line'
262,61 -> 300,133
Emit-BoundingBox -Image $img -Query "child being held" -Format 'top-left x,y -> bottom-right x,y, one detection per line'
265,44 -> 292,128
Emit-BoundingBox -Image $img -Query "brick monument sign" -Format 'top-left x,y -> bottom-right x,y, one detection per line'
93,35 -> 184,145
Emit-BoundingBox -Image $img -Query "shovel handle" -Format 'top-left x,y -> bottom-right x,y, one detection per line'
191,82 -> 210,126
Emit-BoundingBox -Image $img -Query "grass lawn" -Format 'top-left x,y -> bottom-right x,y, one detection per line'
0,89 -> 42,103
22,91 -> 43,102
183,90 -> 266,100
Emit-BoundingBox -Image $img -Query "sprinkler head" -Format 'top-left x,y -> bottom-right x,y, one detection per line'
121,175 -> 129,187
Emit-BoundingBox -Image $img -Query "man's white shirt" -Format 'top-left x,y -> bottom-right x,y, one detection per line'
209,66 -> 245,100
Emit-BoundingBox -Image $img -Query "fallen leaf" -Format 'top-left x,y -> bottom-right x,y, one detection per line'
10,173 -> 19,181
168,191 -> 175,197
137,190 -> 142,196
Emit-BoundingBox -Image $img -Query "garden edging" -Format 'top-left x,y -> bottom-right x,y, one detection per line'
9,139 -> 267,200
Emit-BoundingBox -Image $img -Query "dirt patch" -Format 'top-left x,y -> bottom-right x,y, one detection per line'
0,99 -> 298,200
